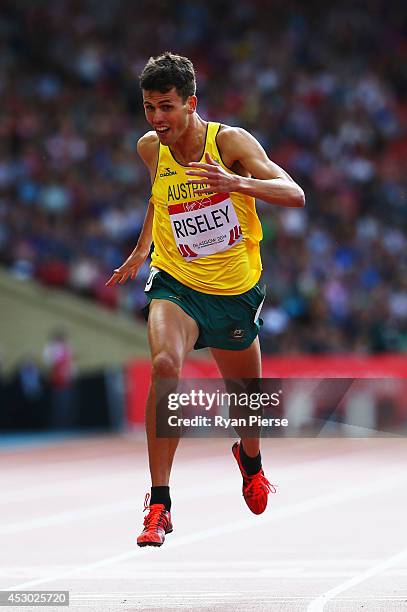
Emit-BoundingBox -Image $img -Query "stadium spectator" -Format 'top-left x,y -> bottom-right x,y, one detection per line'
0,0 -> 406,354
43,329 -> 76,428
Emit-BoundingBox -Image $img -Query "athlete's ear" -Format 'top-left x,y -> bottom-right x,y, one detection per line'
187,95 -> 197,114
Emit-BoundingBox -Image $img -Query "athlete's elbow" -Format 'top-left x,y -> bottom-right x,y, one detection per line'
292,187 -> 305,208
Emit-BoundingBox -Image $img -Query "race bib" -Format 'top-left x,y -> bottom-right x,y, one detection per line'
169,192 -> 243,261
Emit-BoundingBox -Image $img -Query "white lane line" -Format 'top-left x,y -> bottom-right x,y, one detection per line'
6,568 -> 407,580
0,474 -> 137,505
69,593 -> 407,599
68,594 -> 407,602
6,558 -> 405,578
5,468 -> 407,591
0,455 -> 227,505
1,436 -> 397,480
0,451 -> 226,479
0,473 -> 249,535
307,547 -> 407,612
1,440 -> 401,494
0,462 -> 257,503
8,568 -> 407,580
2,475 -> 258,535
0,500 -> 136,535
0,454 -> 391,534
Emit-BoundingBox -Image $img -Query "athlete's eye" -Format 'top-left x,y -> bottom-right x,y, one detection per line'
161,105 -> 172,111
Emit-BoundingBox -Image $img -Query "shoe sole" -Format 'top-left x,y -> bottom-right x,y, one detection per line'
137,528 -> 173,547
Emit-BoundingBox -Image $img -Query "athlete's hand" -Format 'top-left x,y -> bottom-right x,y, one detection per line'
186,152 -> 240,194
105,251 -> 148,287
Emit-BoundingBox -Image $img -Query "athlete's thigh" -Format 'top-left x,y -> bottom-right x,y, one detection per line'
210,336 -> 262,379
148,298 -> 199,360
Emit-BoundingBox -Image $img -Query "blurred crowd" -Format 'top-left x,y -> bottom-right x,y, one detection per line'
0,330 -> 76,429
0,0 -> 406,354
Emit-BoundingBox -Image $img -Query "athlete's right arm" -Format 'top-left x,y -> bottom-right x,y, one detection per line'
105,133 -> 159,287
105,198 -> 154,286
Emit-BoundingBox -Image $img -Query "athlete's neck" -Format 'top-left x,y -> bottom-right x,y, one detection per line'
169,114 -> 208,165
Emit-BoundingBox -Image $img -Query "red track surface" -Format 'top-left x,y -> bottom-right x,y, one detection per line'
1,435 -> 407,611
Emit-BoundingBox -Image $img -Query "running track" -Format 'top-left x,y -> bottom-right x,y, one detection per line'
1,435 -> 407,611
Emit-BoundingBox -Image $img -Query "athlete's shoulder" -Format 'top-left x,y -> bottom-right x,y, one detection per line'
217,124 -> 257,146
137,131 -> 159,164
216,125 -> 257,164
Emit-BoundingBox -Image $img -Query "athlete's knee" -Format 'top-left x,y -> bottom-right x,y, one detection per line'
151,351 -> 182,380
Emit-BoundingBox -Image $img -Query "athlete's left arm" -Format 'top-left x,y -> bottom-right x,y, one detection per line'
186,127 -> 305,208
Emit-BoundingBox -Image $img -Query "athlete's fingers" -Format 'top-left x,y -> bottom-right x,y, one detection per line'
186,171 -> 218,180
205,152 -> 219,165
186,182 -> 218,192
105,271 -> 122,286
118,271 -> 131,284
185,170 -> 217,178
113,269 -> 127,283
129,266 -> 139,279
186,179 -> 217,187
191,187 -> 216,194
187,162 -> 214,170
125,267 -> 138,280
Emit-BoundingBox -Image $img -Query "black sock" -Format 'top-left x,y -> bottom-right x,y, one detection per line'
240,443 -> 262,476
150,486 -> 171,512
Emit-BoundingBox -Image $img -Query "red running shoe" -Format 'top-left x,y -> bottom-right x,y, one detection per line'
137,493 -> 173,547
232,441 -> 276,515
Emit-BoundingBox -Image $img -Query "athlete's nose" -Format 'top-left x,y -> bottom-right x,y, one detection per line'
152,109 -> 166,124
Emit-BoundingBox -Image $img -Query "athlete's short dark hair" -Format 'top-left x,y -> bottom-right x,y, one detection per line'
139,52 -> 196,101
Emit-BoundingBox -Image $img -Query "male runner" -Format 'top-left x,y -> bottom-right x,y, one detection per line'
106,52 -> 304,547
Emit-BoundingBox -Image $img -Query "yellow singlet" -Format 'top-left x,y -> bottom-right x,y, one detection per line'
150,122 -> 262,295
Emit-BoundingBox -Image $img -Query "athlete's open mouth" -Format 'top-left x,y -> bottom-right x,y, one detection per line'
156,127 -> 170,134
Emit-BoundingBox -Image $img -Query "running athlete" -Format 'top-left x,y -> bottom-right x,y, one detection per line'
106,52 -> 305,547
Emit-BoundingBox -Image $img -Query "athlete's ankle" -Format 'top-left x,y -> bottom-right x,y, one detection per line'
240,442 -> 262,476
150,485 -> 171,511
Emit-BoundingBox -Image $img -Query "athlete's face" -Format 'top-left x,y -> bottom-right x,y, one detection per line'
142,88 -> 196,145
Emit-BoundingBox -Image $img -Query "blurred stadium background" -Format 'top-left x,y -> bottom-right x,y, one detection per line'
0,0 -> 406,434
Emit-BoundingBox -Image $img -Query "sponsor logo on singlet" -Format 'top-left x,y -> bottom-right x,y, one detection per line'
159,167 -> 177,177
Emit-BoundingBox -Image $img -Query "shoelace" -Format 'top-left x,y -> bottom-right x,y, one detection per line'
143,492 -> 151,511
245,472 -> 277,497
142,493 -> 168,529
